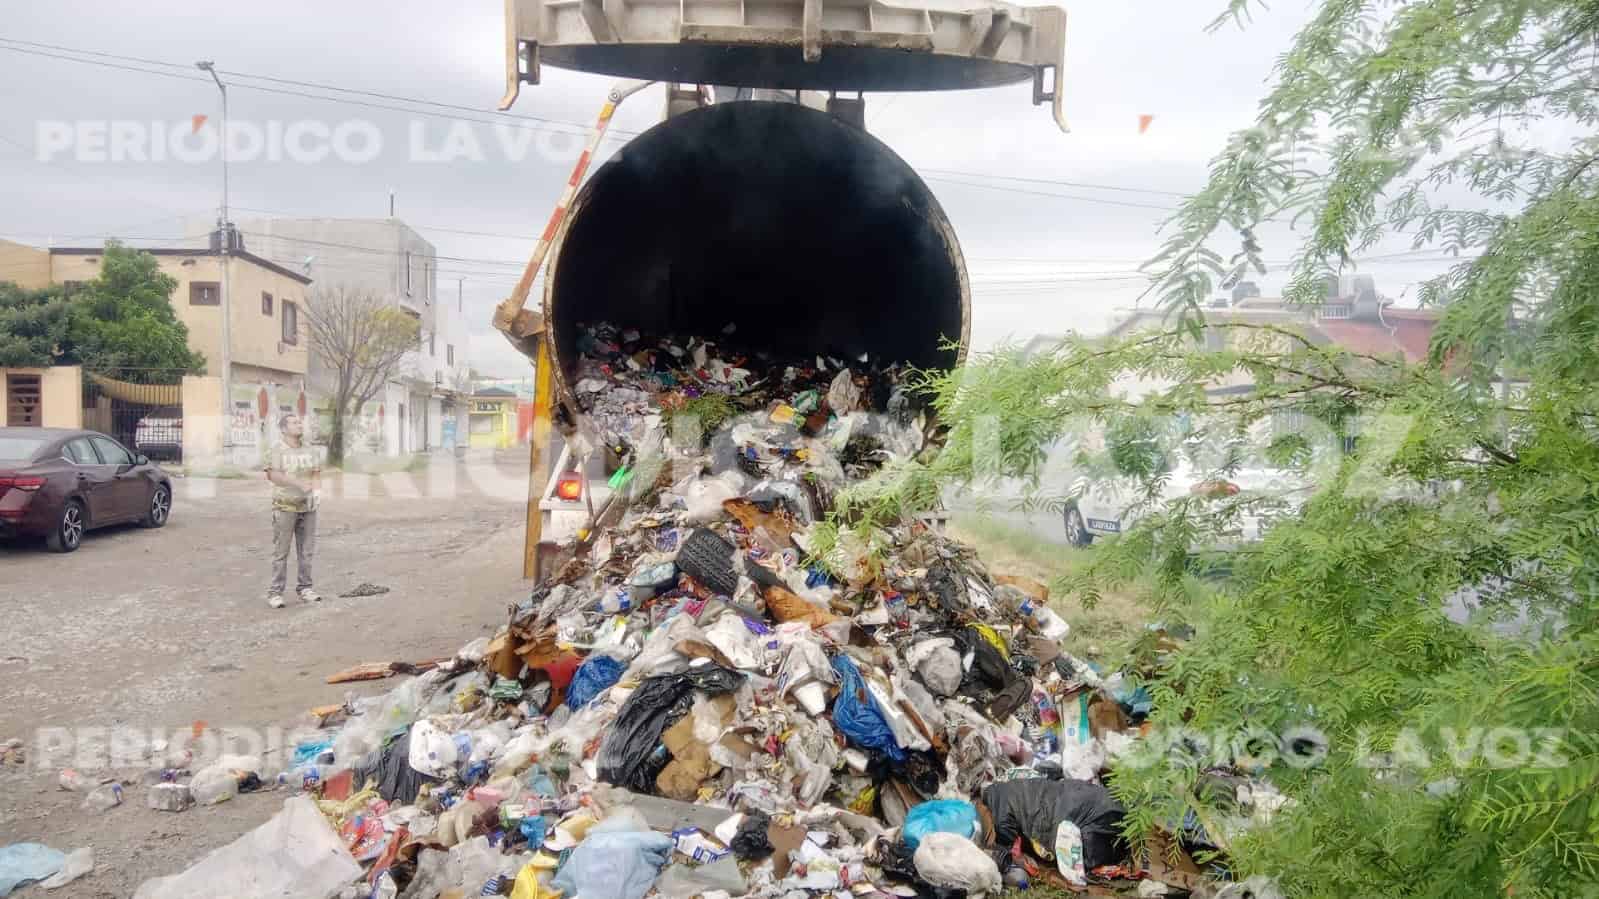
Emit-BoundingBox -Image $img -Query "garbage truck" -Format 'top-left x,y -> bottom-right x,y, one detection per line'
490,0 -> 1070,577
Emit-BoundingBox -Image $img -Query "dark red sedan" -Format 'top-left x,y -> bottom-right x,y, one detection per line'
0,427 -> 173,552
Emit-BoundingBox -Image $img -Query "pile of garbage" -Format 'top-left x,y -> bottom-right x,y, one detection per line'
123,324 -> 1267,899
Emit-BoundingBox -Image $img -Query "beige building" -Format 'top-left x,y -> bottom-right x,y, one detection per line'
0,237 -> 51,290
44,245 -> 314,387
0,237 -> 315,387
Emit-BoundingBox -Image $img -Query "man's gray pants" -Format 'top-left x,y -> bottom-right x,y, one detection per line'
270,509 -> 317,597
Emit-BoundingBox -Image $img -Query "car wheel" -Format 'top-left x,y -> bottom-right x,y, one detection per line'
140,485 -> 172,528
1063,504 -> 1093,547
47,500 -> 86,553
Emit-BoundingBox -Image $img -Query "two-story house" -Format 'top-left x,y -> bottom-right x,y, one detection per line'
0,234 -> 313,388
230,218 -> 471,456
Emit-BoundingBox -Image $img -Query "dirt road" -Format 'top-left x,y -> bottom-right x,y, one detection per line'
0,450 -> 535,897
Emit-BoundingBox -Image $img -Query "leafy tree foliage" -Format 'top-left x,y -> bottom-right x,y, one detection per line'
0,282 -> 69,367
67,242 -> 206,375
0,242 -> 205,375
816,2 -> 1599,895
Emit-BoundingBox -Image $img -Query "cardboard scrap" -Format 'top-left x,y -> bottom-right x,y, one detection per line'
325,658 -> 445,684
994,574 -> 1050,602
325,662 -> 395,684
764,585 -> 841,628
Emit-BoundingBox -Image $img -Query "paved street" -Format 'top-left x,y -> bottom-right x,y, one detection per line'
0,450 -> 537,896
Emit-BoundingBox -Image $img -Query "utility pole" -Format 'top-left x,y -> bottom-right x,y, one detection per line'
197,60 -> 233,445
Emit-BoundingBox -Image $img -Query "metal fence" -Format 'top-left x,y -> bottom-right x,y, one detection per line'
81,369 -> 188,462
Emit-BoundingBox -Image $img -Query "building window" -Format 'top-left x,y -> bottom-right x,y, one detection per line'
405,251 -> 413,296
282,301 -> 298,345
261,291 -> 274,316
62,280 -> 84,297
429,334 -> 436,356
190,282 -> 221,306
1318,304 -> 1352,320
447,344 -> 455,366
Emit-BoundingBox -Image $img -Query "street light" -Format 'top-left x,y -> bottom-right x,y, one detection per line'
197,60 -> 233,447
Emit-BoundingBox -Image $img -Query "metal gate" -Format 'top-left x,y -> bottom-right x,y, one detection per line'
81,369 -> 186,462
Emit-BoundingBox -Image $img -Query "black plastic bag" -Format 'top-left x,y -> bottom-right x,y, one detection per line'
982,780 -> 1128,870
925,563 -> 967,615
876,840 -> 966,899
596,665 -> 743,792
730,810 -> 774,859
956,627 -> 1030,721
355,730 -> 441,804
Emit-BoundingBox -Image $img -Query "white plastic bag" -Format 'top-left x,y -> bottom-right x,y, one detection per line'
407,720 -> 458,778
189,765 -> 238,806
133,795 -> 362,899
703,615 -> 763,671
1054,820 -> 1087,885
680,472 -> 745,524
41,848 -> 93,890
912,832 -> 1002,896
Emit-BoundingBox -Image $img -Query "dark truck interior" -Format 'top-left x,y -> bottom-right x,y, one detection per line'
546,101 -> 969,382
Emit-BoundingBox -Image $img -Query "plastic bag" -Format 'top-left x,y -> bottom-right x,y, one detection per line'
1055,821 -> 1086,885
0,844 -> 64,897
982,779 -> 1128,870
913,832 -> 1001,895
133,796 -> 362,899
829,654 -> 905,762
566,655 -> 626,710
703,614 -> 766,670
408,720 -> 458,778
654,856 -> 747,898
445,836 -> 500,894
551,831 -> 674,899
777,638 -> 837,715
189,765 -> 238,806
40,847 -> 92,890
905,638 -> 962,698
729,810 -> 773,859
902,799 -> 980,849
681,473 -> 745,525
596,665 -> 742,792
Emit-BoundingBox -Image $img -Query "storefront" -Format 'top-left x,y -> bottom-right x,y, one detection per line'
468,389 -> 517,450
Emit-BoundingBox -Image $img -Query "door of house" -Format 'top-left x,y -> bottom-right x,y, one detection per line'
5,374 -> 42,426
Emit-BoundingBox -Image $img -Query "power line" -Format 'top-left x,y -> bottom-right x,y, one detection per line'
0,41 -> 633,142
920,167 -> 1191,198
0,37 -> 1213,203
922,175 -> 1181,211
0,37 -> 643,137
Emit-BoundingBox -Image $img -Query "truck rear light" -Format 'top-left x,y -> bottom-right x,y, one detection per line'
0,475 -> 45,492
555,472 -> 583,502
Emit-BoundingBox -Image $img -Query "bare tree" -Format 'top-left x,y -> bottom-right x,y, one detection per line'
304,284 -> 422,466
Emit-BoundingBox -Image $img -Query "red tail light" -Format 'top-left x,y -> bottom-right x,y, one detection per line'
555,472 -> 583,502
0,475 -> 45,492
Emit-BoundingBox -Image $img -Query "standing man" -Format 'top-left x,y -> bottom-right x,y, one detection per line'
264,413 -> 323,608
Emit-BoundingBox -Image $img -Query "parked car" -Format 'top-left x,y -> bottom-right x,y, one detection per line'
134,407 -> 183,461
0,427 -> 173,552
1063,457 -> 1309,548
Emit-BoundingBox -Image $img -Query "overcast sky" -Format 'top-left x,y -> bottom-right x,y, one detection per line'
0,0 -> 1461,376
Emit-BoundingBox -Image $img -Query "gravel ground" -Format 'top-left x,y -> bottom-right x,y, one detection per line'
0,450 -> 536,898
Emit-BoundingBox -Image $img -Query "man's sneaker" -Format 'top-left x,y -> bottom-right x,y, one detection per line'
299,589 -> 323,603
267,594 -> 286,609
